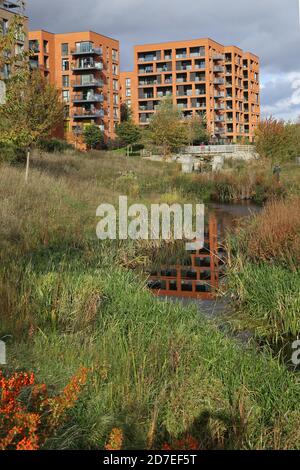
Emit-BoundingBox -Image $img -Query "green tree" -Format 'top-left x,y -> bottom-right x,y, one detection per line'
255,117 -> 300,165
116,120 -> 141,147
0,70 -> 64,180
120,103 -> 131,122
83,124 -> 104,150
187,115 -> 210,145
146,96 -> 189,156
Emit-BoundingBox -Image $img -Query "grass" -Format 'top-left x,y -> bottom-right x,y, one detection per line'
1,150 -> 300,449
226,197 -> 300,349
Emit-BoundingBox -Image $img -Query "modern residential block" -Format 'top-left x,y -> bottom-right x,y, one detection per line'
28,30 -> 120,147
0,0 -> 28,79
120,71 -> 137,119
121,38 -> 260,143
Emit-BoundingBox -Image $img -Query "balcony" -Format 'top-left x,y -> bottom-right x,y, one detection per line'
71,46 -> 103,56
195,89 -> 206,96
72,78 -> 104,88
213,66 -> 224,73
215,116 -> 225,122
212,53 -> 225,61
176,65 -> 192,71
29,41 -> 40,54
176,90 -> 193,97
2,0 -> 23,13
157,91 -> 172,98
214,78 -> 224,85
138,55 -> 159,62
190,47 -> 205,57
72,61 -> 103,72
214,91 -> 225,98
73,93 -> 104,104
139,94 -> 154,100
195,62 -> 206,70
72,109 -> 105,119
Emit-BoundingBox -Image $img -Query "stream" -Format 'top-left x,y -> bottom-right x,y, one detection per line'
163,201 -> 262,320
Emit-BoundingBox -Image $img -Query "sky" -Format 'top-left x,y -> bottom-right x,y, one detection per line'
27,0 -> 300,121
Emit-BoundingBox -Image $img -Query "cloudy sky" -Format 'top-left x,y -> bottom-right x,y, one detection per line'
27,0 -> 300,120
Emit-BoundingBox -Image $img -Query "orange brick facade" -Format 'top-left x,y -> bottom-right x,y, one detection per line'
0,0 -> 28,79
121,38 -> 260,143
28,30 -> 120,147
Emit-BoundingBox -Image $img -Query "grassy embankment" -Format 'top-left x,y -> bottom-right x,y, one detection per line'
1,151 -> 300,449
226,196 -> 300,356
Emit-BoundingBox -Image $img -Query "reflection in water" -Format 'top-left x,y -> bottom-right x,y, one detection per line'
207,202 -> 262,241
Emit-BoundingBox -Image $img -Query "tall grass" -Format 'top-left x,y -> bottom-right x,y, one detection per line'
227,197 -> 300,347
7,265 -> 300,450
1,152 -> 300,449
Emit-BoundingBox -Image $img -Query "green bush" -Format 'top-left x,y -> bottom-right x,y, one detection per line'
0,142 -> 26,164
38,138 -> 74,154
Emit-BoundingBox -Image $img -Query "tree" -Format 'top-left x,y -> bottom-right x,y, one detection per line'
186,115 -> 210,145
146,96 -> 189,156
83,124 -> 104,149
120,103 -> 131,122
116,120 -> 141,147
0,70 -> 64,180
255,117 -> 300,165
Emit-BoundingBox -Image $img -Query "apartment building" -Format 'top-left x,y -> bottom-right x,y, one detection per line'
29,30 -> 120,146
120,71 -> 138,119
122,38 -> 260,143
0,0 -> 28,79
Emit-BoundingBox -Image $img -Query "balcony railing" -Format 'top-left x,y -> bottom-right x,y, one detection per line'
73,93 -> 104,103
72,61 -> 103,71
72,109 -> 104,119
212,53 -> 225,60
176,91 -> 193,97
71,46 -> 103,56
2,0 -> 23,13
72,78 -> 104,88
213,66 -> 224,73
214,78 -> 224,85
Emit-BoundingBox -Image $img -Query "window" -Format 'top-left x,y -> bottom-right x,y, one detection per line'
127,100 -> 132,108
112,64 -> 118,75
1,19 -> 9,36
43,41 -> 49,54
62,59 -> 69,71
113,79 -> 118,91
62,90 -> 70,103
113,94 -> 119,105
62,75 -> 69,88
112,49 -> 118,61
61,43 -> 69,56
126,88 -> 131,97
125,78 -> 131,88
75,41 -> 93,54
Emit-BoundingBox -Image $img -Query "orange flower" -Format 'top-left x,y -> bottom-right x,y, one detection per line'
105,428 -> 124,450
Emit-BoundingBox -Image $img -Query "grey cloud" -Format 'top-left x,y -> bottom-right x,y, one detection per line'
27,0 -> 300,120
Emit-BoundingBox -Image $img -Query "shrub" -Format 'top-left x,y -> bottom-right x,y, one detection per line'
0,368 -> 87,450
38,138 -> 74,154
83,125 -> 104,150
0,142 -> 26,164
235,197 -> 300,268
